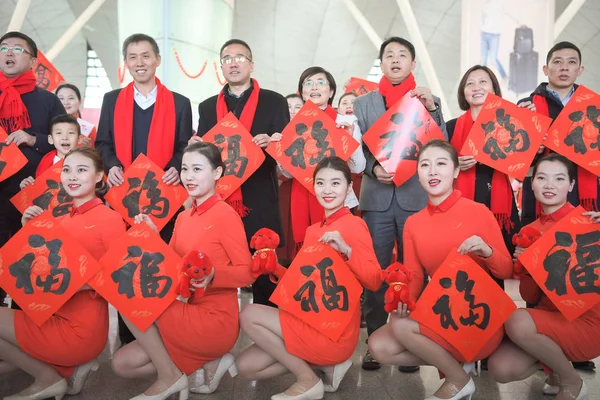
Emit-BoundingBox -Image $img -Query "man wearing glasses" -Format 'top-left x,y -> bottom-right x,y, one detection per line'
0,32 -> 65,304
195,39 -> 289,306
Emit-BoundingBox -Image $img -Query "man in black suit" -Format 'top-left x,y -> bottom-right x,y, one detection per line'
195,39 -> 289,306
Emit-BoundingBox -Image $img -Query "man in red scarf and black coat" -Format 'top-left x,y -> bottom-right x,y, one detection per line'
0,31 -> 66,305
354,37 -> 447,371
195,39 -> 288,307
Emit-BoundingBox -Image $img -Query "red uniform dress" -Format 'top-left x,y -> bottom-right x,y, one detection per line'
157,194 -> 254,375
519,202 -> 600,361
279,207 -> 382,365
404,190 -> 514,362
14,198 -> 126,378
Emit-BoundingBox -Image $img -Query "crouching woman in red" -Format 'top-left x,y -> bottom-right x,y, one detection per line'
488,154 -> 600,400
110,142 -> 255,400
235,156 -> 382,400
0,147 -> 126,400
368,139 -> 513,400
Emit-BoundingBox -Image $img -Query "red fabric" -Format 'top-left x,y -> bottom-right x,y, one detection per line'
450,112 -> 514,231
533,95 -> 597,213
321,206 -> 351,226
35,150 -> 57,177
0,70 -> 36,132
324,105 -> 337,121
539,202 -> 575,225
114,78 -> 176,170
427,189 -> 462,214
70,197 -> 104,217
378,74 -> 417,109
216,79 -> 261,217
190,193 -> 222,217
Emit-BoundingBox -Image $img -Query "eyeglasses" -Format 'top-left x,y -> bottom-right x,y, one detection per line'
303,79 -> 328,88
220,55 -> 252,65
0,45 -> 33,56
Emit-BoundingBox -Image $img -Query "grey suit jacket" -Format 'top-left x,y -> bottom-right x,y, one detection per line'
355,90 -> 448,212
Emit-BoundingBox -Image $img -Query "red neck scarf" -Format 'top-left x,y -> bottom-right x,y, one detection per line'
539,202 -> 575,225
451,111 -> 514,231
114,78 -> 176,170
321,207 -> 351,226
533,95 -> 597,212
35,150 -> 57,177
216,78 -> 260,217
378,73 -> 417,109
0,70 -> 36,132
427,190 -> 462,214
70,197 -> 103,217
191,193 -> 222,217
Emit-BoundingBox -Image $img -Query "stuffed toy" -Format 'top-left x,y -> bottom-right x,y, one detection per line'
382,262 -> 415,313
178,250 -> 213,299
512,226 -> 542,275
250,228 -> 280,277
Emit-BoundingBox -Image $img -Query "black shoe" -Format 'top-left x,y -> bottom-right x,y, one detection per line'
573,361 -> 596,371
241,286 -> 253,293
398,365 -> 420,373
361,350 -> 381,370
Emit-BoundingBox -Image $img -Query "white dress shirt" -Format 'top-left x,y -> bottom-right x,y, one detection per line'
133,85 -> 158,110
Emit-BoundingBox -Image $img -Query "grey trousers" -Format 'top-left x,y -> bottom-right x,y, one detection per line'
362,194 -> 417,337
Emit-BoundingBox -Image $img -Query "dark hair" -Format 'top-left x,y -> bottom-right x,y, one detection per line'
313,156 -> 352,185
183,142 -> 224,175
0,31 -> 38,57
122,33 -> 160,59
286,93 -> 303,102
532,153 -> 576,183
63,147 -> 107,198
417,139 -> 459,169
338,91 -> 357,107
379,36 -> 415,61
298,66 -> 337,106
546,41 -> 582,65
220,39 -> 252,59
50,114 -> 81,136
457,65 -> 502,111
56,83 -> 82,101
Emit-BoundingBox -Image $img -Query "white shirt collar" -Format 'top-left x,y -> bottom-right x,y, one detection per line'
133,84 -> 158,110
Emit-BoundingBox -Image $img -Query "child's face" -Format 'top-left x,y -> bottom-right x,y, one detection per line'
338,94 -> 356,116
49,122 -> 79,157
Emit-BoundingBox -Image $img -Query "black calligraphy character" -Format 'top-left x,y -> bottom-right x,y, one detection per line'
495,109 -> 530,154
481,120 -> 507,160
399,112 -> 424,161
432,277 -> 459,330
35,63 -> 51,89
32,179 -> 60,209
317,257 -> 349,311
111,246 -> 140,298
380,113 -> 405,160
587,106 -> 600,150
52,185 -> 73,217
214,134 -> 249,178
111,246 -> 172,299
0,142 -> 7,175
308,121 -> 336,165
284,123 -> 308,169
122,171 -> 169,219
293,265 -> 319,312
455,270 -> 490,330
565,110 -> 587,154
569,230 -> 600,294
544,231 -> 574,296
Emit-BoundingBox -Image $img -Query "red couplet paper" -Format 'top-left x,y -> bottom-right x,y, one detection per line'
345,77 -> 379,96
91,223 -> 180,331
518,206 -> 600,321
266,101 -> 360,194
362,93 -> 445,187
10,159 -> 74,220
0,128 -> 28,183
35,51 -> 65,92
545,86 -> 600,176
0,212 -> 101,326
459,93 -> 551,180
270,242 -> 362,342
202,112 -> 265,199
105,154 -> 187,232
410,251 -> 516,362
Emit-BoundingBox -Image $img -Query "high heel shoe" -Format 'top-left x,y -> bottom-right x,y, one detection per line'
542,373 -> 560,395
425,378 -> 475,400
271,379 -> 324,400
462,362 -> 478,378
4,378 -> 68,400
129,373 -> 188,400
66,359 -> 100,395
323,359 -> 353,393
190,353 -> 237,394
574,379 -> 588,400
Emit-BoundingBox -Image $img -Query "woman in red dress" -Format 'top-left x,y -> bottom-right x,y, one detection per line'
235,156 -> 382,400
488,154 -> 600,400
368,139 -> 513,400
110,142 -> 255,400
0,147 -> 126,400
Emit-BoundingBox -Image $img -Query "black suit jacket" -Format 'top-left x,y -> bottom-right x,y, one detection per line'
197,87 -> 290,243
95,88 -> 193,173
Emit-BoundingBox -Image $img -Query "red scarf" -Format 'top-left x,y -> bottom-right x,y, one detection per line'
216,79 -> 261,217
290,103 -> 338,248
114,78 -> 176,170
0,70 -> 36,132
378,73 -> 417,109
451,111 -> 514,231
35,150 -> 57,177
533,94 -> 598,212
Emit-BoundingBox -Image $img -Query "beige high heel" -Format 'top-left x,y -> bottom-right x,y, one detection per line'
129,373 -> 188,400
190,353 -> 237,394
4,378 -> 68,400
66,358 -> 100,394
